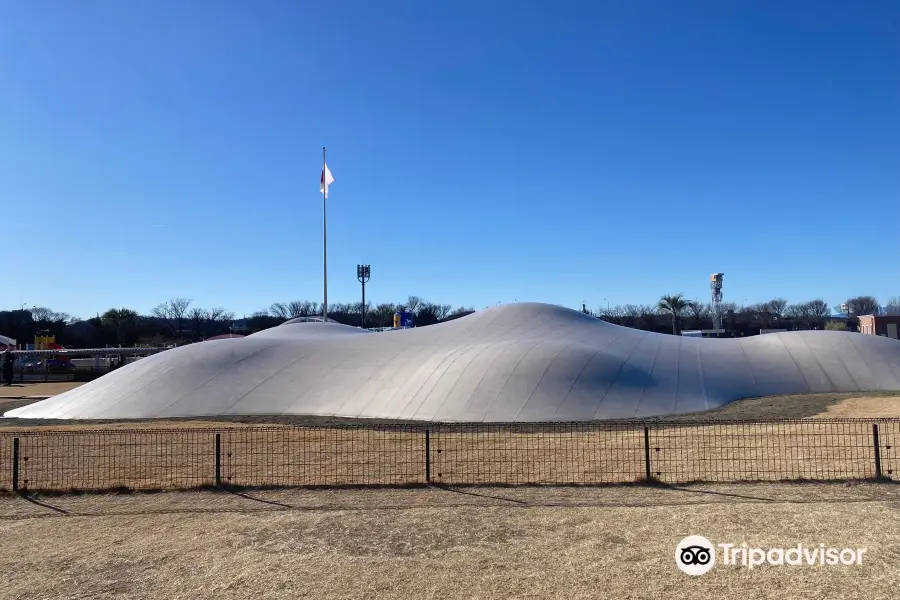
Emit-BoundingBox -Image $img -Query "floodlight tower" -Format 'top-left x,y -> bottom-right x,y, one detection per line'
710,273 -> 724,330
357,264 -> 371,329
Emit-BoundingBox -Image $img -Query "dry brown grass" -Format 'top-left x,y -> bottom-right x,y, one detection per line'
813,395 -> 900,418
0,420 -> 898,492
666,390 -> 900,420
2,392 -> 900,492
4,390 -> 900,424
0,381 -> 84,398
1,483 -> 899,599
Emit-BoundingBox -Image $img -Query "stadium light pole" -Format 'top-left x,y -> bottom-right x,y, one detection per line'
357,264 -> 371,329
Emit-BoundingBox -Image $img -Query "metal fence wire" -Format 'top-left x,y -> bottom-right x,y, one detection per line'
0,419 -> 897,492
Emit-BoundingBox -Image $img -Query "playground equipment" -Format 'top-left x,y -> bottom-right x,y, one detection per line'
393,311 -> 414,328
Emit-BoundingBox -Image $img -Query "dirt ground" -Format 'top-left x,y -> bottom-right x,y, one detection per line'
1,482 -> 899,600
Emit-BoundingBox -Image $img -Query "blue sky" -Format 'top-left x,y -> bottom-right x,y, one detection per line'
1,1 -> 897,319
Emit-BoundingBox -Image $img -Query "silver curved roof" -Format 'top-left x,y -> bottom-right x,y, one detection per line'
281,316 -> 343,324
6,302 -> 900,421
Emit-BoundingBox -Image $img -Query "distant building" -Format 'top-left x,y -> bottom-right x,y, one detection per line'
857,315 -> 900,339
230,319 -> 250,332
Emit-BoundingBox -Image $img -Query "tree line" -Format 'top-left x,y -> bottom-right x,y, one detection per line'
0,293 -> 897,350
596,294 -> 899,336
0,296 -> 476,349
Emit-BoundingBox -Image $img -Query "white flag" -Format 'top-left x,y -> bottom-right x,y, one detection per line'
320,163 -> 335,199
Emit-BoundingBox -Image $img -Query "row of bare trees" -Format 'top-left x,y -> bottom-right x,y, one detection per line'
597,295 -> 891,335
1,293 -> 897,349
149,299 -> 235,342
263,295 -> 471,329
0,295 -> 477,349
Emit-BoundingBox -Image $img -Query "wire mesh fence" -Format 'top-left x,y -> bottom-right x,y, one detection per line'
0,419 -> 897,492
428,423 -> 647,485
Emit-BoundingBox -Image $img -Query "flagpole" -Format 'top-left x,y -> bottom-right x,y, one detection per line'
322,146 -> 328,321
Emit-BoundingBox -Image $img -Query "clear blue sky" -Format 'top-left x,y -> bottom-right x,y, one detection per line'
1,1 -> 897,319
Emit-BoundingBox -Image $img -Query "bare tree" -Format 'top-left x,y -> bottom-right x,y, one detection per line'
720,302 -> 738,314
352,301 -> 372,321
294,301 -> 318,318
687,302 -> 711,329
846,296 -> 880,317
435,304 -> 454,321
369,303 -> 399,327
208,307 -> 234,324
30,307 -> 71,324
767,298 -> 789,319
598,304 -> 622,319
187,307 -> 209,340
270,301 -> 319,320
188,307 -> 236,339
412,303 -> 441,326
807,299 -> 830,329
786,302 -> 812,328
885,297 -> 900,315
622,304 -> 646,318
404,296 -> 424,315
746,303 -> 773,328
152,298 -> 192,341
268,302 -> 289,319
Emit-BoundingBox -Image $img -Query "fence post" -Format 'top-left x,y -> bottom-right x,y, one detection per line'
215,433 -> 221,486
425,429 -> 431,484
872,424 -> 883,480
12,437 -> 20,492
643,426 -> 652,481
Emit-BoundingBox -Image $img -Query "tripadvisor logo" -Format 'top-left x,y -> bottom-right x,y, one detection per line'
675,536 -> 867,575
676,536 -> 716,575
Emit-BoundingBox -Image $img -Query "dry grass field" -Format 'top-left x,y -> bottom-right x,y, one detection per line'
0,419 -> 897,491
0,381 -> 83,399
680,390 -> 900,420
1,392 -> 900,491
3,392 -> 900,598
2,482 -> 900,599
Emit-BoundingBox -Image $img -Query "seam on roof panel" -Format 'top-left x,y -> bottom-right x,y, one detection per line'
549,331 -> 625,421
630,334 -> 662,418
93,342 -> 280,419
590,331 -> 647,420
511,324 -> 603,422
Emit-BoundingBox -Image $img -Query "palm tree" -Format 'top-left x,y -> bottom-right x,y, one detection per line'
657,294 -> 694,335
